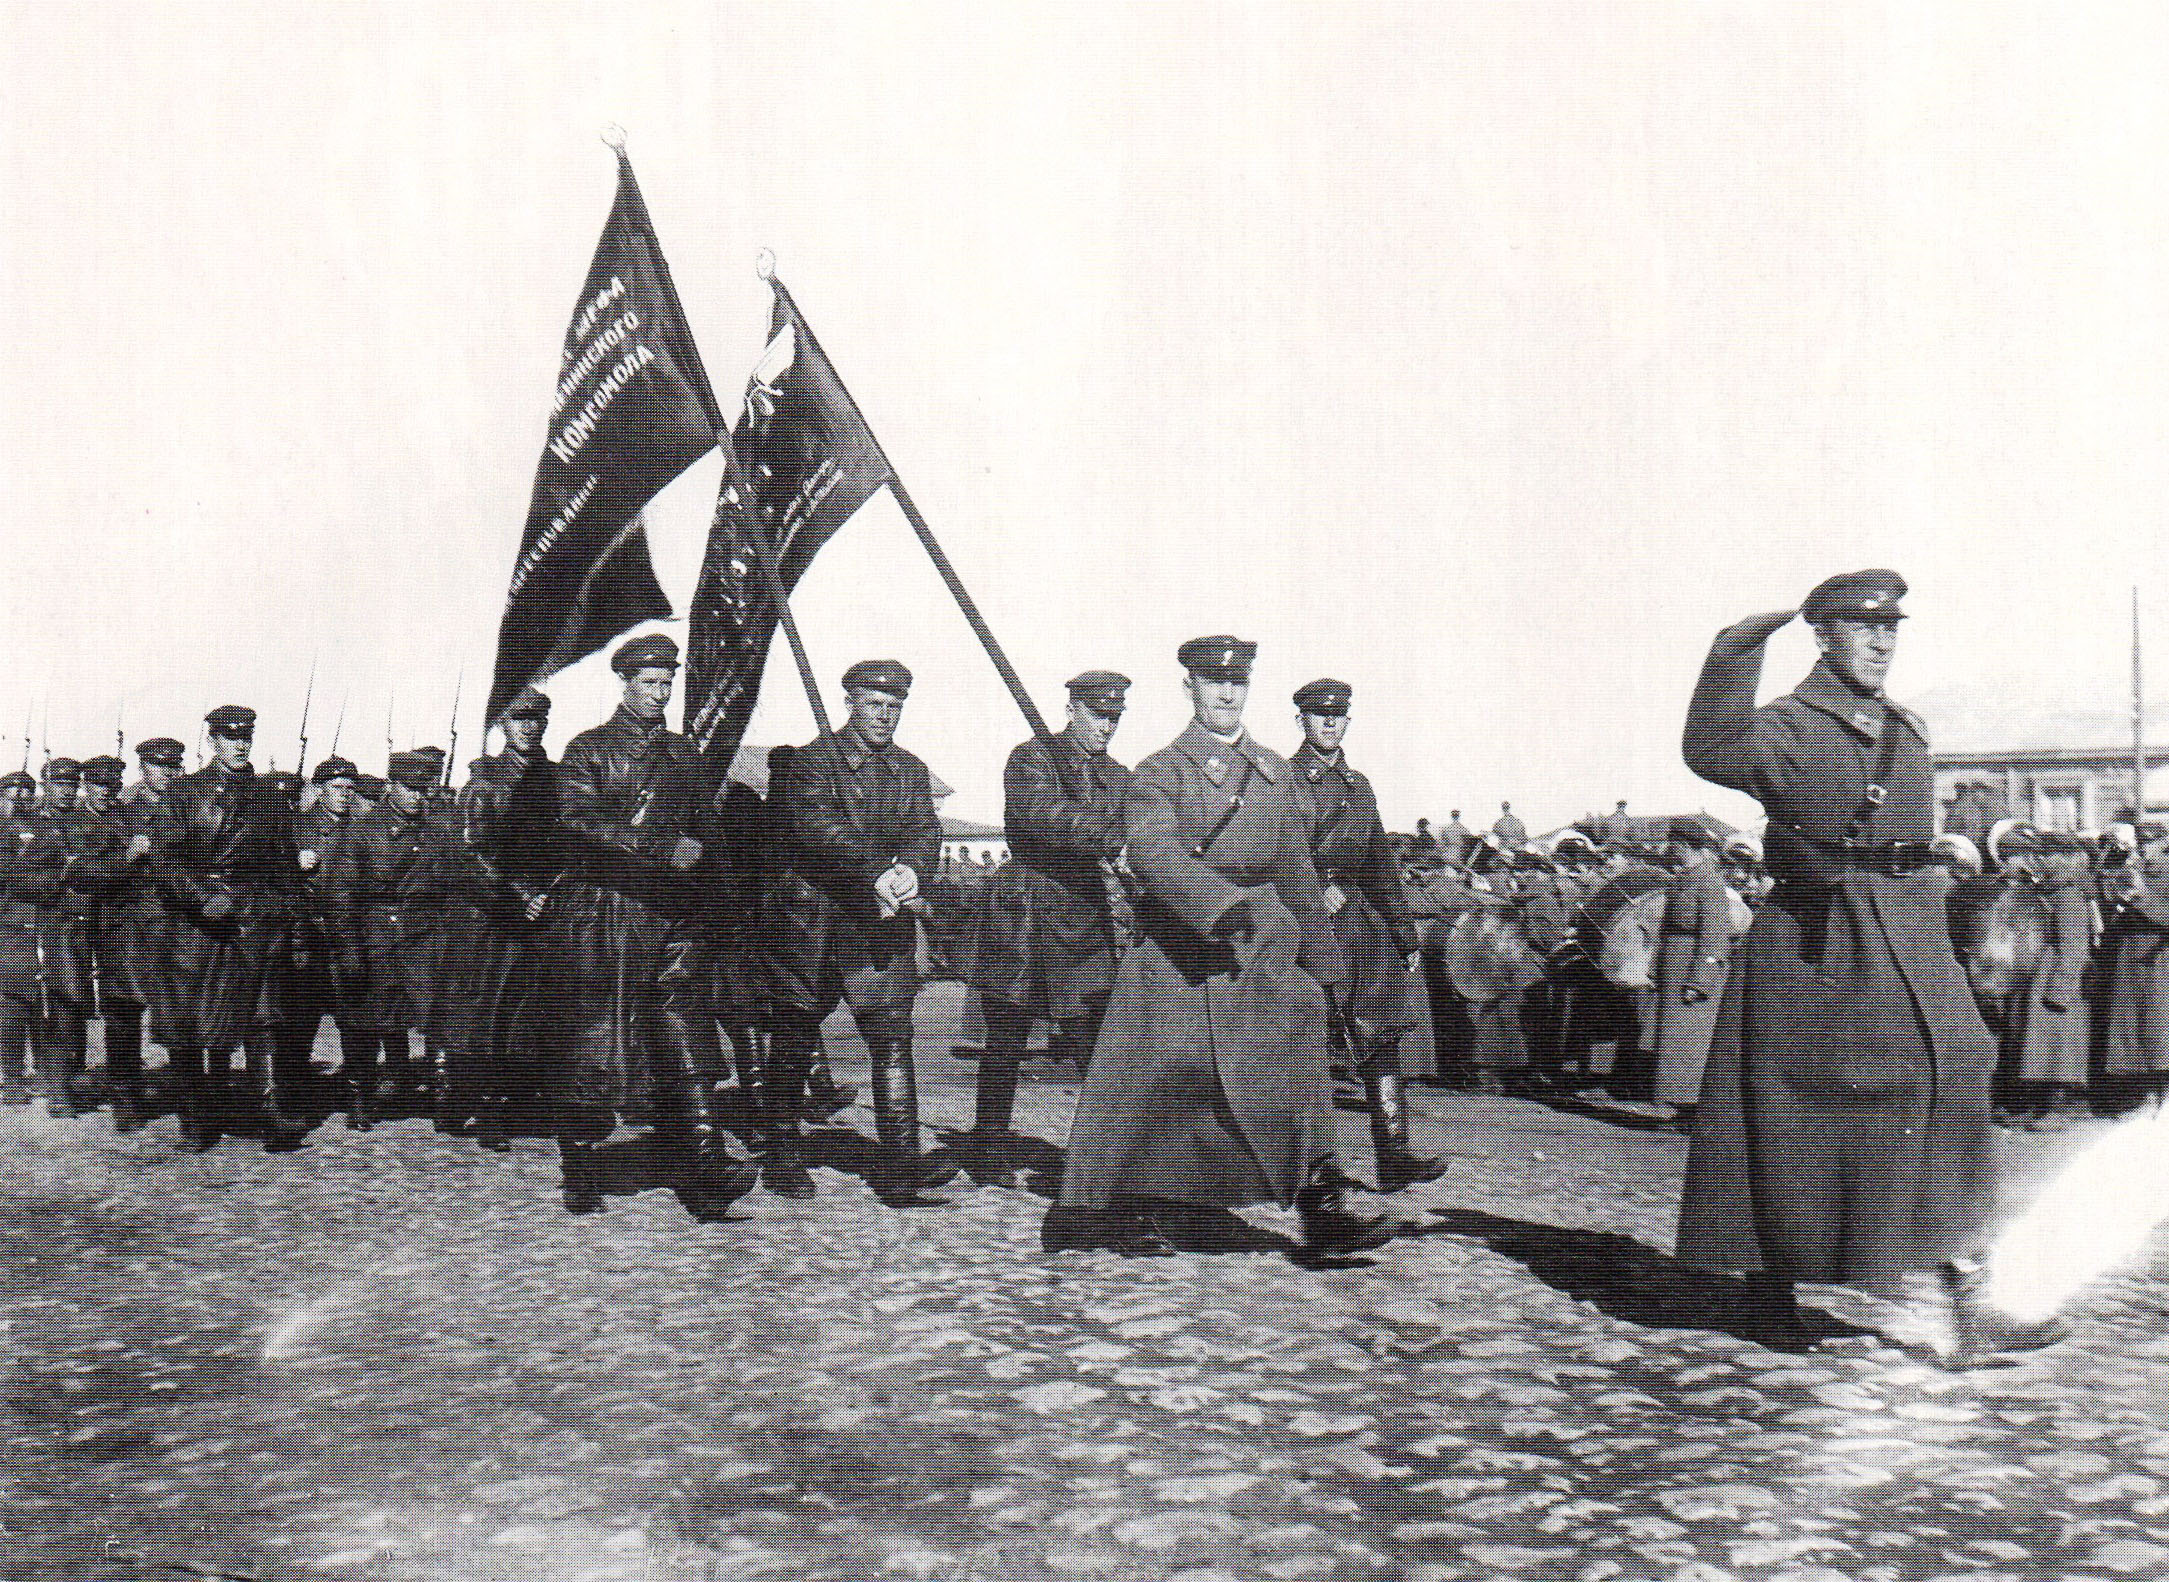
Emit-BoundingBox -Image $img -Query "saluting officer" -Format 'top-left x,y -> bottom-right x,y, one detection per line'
960,669 -> 1134,1189
1047,637 -> 1390,1260
762,660 -> 955,1204
152,705 -> 308,1152
1289,679 -> 1446,1191
288,756 -> 372,1124
547,634 -> 757,1218
99,739 -> 186,1131
1676,571 -> 2015,1357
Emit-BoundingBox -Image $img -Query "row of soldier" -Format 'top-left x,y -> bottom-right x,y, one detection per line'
0,631 -> 1453,1257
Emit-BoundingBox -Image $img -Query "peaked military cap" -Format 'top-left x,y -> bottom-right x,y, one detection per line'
135,737 -> 186,768
1177,635 -> 1256,681
414,745 -> 446,765
611,631 -> 681,674
79,755 -> 126,789
386,750 -> 438,790
0,770 -> 34,793
354,774 -> 386,800
1802,569 -> 1907,624
1066,670 -> 1130,713
842,659 -> 913,696
505,684 -> 552,720
312,755 -> 359,785
43,757 -> 81,782
205,704 -> 257,736
1293,678 -> 1352,716
264,770 -> 303,800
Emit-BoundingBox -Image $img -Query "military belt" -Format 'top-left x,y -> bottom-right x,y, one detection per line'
1768,820 -> 1939,879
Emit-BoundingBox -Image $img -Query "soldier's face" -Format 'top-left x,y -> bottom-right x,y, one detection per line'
387,780 -> 425,815
82,784 -> 112,814
1301,711 -> 1348,754
1818,618 -> 1899,692
848,688 -> 905,747
320,779 -> 354,816
1067,699 -> 1120,754
141,762 -> 174,794
622,667 -> 675,721
211,731 -> 251,770
505,715 -> 547,753
1186,674 -> 1248,734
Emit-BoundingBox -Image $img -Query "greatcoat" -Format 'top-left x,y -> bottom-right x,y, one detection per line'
1290,741 -> 1420,1039
550,705 -> 724,1110
2095,855 -> 2169,1078
1652,855 -> 1744,1105
102,784 -> 175,1028
1059,722 -> 1346,1212
332,799 -> 450,1034
2004,871 -> 2092,1088
762,725 -> 942,1031
153,763 -> 301,1053
1675,620 -> 1997,1290
960,728 -> 1130,1023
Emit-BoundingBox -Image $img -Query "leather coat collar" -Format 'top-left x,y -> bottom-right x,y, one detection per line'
1790,659 -> 1927,745
1173,721 -> 1278,785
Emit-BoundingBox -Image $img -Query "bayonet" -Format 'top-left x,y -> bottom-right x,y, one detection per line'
296,655 -> 317,772
329,691 -> 348,757
443,664 -> 464,789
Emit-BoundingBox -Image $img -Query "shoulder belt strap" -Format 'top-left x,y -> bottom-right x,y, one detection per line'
1191,754 -> 1257,861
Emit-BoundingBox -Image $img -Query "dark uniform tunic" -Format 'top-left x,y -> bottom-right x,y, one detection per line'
763,725 -> 942,1033
1676,622 -> 1997,1290
2095,856 -> 2169,1079
1060,723 -> 1346,1212
962,728 -> 1131,1023
287,800 -> 366,1052
0,809 -> 71,1019
45,805 -> 125,1016
152,763 -> 301,1054
333,800 -> 449,1034
550,705 -> 723,1111
1290,742 -> 1420,1039
2005,872 -> 2091,1089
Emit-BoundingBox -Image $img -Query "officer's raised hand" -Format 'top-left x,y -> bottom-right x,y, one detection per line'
1712,609 -> 1797,658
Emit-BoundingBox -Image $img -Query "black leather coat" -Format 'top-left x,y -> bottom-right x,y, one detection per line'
152,762 -> 299,1049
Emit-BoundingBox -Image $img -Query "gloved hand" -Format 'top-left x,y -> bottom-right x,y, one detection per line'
668,837 -> 704,872
1321,882 -> 1346,917
1712,609 -> 1797,658
200,892 -> 235,923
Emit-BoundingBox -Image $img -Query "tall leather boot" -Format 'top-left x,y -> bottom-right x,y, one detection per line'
1360,1039 -> 1448,1192
0,1002 -> 30,1105
866,1022 -> 959,1204
374,1028 -> 412,1109
168,1040 -> 219,1152
36,1012 -> 81,1118
656,1000 -> 759,1220
801,1038 -> 857,1122
341,1025 -> 380,1129
967,998 -> 1029,1189
430,1042 -> 460,1134
558,1137 -> 603,1214
105,1004 -> 147,1133
758,1023 -> 818,1199
247,1027 -> 309,1152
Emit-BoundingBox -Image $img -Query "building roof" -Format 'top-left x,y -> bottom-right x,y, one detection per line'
1935,745 -> 2169,771
941,818 -> 1005,841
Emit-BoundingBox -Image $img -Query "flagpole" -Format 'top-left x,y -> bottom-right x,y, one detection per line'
602,135 -> 836,746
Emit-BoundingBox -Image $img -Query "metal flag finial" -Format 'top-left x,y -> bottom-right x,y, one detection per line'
755,249 -> 777,283
600,124 -> 628,153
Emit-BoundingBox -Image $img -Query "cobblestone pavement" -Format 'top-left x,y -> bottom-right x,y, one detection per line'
6,985 -> 2169,1582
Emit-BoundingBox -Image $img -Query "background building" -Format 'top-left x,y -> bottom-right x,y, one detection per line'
1934,747 -> 2169,835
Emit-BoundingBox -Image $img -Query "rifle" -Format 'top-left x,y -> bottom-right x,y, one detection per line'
115,702 -> 125,759
296,655 -> 317,772
329,691 -> 347,757
19,705 -> 30,772
385,689 -> 396,767
442,664 -> 464,789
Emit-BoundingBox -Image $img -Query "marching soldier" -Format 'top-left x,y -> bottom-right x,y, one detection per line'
436,685 -> 562,1151
762,660 -> 955,1204
0,769 -> 35,1103
1491,802 -> 1527,849
288,756 -> 372,1124
1288,679 -> 1446,1191
100,739 -> 187,1132
546,634 -> 757,1218
331,751 -> 450,1124
153,705 -> 310,1152
959,669 -> 1134,1189
1047,637 -> 1390,1259
1675,572 -> 2023,1360
37,757 -> 128,1117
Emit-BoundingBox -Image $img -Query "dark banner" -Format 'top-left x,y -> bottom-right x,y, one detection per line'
485,154 -> 719,725
684,281 -> 893,759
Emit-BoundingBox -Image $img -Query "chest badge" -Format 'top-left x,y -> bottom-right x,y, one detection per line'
1202,756 -> 1227,786
1851,710 -> 1878,736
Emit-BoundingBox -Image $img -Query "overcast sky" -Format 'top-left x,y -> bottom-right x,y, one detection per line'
5,2 -> 2167,828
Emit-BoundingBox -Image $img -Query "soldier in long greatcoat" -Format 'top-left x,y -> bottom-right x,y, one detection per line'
435,686 -> 563,1150
152,705 -> 310,1152
2093,826 -> 2169,1099
957,669 -> 1134,1189
1288,678 -> 1445,1191
98,739 -> 186,1131
1676,572 -> 2002,1344
545,633 -> 757,1219
285,755 -> 371,1122
1996,831 -> 2093,1126
761,659 -> 956,1205
1046,636 -> 1391,1260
